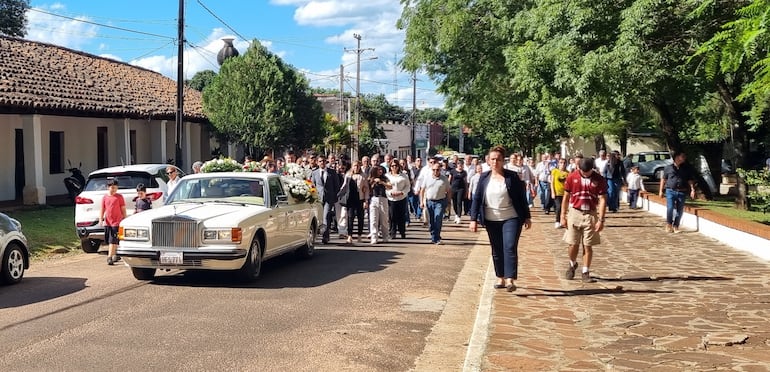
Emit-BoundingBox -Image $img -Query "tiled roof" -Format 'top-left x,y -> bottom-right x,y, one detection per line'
0,36 -> 206,122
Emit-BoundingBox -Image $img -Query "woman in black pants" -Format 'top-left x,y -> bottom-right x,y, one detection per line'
343,160 -> 368,244
469,146 -> 532,292
449,161 -> 468,224
386,161 -> 411,239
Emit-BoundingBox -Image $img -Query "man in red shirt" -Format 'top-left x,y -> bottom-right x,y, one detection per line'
559,157 -> 607,283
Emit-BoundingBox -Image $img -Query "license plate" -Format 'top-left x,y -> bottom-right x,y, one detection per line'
159,251 -> 183,265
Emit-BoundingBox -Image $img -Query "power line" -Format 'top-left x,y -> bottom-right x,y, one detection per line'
186,42 -> 220,70
195,0 -> 249,43
28,8 -> 175,40
128,40 -> 177,61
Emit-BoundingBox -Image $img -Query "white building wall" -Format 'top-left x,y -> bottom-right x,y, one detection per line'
561,135 -> 667,158
0,113 -> 211,203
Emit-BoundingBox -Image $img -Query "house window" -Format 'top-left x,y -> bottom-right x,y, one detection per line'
49,131 -> 64,174
97,127 -> 108,169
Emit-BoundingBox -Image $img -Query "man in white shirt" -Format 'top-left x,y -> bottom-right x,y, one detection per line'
420,162 -> 451,245
594,150 -> 609,176
534,153 -> 554,213
415,157 -> 437,226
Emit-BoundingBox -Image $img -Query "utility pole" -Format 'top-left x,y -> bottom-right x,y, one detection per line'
410,71 -> 417,159
175,0 -> 184,169
339,64 -> 344,123
346,34 -> 374,160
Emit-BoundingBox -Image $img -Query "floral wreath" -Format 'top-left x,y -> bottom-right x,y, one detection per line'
200,157 -> 317,203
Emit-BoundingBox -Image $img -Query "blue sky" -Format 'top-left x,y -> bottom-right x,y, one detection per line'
25,0 -> 444,108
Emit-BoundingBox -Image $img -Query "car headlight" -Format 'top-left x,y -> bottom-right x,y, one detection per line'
203,228 -> 242,243
119,227 -> 150,241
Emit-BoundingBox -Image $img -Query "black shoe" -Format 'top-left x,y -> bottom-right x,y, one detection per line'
321,239 -> 329,244
494,283 -> 506,289
565,262 -> 578,280
107,256 -> 114,266
114,255 -> 121,262
544,210 -> 550,215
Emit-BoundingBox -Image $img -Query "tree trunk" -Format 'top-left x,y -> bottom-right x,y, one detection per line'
594,134 -> 606,155
618,130 -> 628,156
715,77 -> 750,209
715,77 -> 749,169
652,97 -> 680,153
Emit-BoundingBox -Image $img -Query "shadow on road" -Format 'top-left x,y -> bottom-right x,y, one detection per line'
515,287 -> 674,297
149,247 -> 403,288
593,275 -> 733,282
0,277 -> 88,309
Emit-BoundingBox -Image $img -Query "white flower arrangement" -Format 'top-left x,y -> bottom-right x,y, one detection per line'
200,157 -> 243,173
281,176 -> 318,204
282,162 -> 312,180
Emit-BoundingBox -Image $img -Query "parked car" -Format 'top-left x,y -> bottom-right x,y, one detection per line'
74,164 -> 184,253
626,151 -> 673,180
1,212 -> 30,285
117,172 -> 320,282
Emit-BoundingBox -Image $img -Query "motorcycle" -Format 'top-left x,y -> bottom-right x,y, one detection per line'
63,160 -> 86,203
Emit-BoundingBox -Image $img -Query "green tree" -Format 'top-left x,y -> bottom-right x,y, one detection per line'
187,70 -> 217,92
202,40 -> 323,154
690,0 -> 769,167
0,0 -> 29,37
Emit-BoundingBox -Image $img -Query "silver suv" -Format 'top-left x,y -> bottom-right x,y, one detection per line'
627,151 -> 672,180
74,164 -> 184,253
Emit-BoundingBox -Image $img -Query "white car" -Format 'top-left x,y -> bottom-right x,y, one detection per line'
74,164 -> 184,253
117,172 -> 319,282
1,212 -> 30,285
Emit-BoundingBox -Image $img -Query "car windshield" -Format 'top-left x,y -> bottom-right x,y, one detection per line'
167,177 -> 267,207
84,171 -> 158,191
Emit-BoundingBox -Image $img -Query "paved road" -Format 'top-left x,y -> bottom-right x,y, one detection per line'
0,221 -> 477,372
483,206 -> 770,371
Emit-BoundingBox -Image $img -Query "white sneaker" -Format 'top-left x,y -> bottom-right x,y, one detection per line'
454,216 -> 461,224
370,238 -> 377,245
554,222 -> 561,229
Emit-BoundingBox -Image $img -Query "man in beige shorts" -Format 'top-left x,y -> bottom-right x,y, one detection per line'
560,157 -> 608,283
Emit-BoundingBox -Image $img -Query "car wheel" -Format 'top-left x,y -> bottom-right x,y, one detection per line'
81,239 -> 101,253
237,238 -> 262,283
2,243 -> 26,284
131,267 -> 156,281
295,221 -> 317,259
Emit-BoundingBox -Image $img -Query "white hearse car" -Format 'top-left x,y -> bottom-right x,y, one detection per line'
117,172 -> 319,282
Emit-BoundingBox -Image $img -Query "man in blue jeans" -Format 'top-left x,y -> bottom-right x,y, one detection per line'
420,162 -> 451,245
658,151 -> 697,233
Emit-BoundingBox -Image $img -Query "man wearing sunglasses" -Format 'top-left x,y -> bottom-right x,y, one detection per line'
166,166 -> 181,195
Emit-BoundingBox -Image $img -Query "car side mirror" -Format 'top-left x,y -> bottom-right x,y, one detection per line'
276,194 -> 289,206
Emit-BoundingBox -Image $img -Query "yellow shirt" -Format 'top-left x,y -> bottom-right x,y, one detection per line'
551,168 -> 569,196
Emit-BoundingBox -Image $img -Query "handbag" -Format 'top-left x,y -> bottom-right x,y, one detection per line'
337,176 -> 351,206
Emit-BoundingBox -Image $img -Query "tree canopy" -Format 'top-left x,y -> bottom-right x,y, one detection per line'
202,40 -> 323,154
0,0 -> 29,37
399,0 -> 769,165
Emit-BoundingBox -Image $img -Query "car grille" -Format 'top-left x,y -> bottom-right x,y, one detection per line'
152,218 -> 199,247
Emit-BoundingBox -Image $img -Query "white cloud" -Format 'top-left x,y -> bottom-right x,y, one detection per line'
277,1 -> 445,107
130,30 -> 286,80
25,5 -> 98,49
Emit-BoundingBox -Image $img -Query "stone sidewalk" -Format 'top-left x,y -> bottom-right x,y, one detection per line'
481,207 -> 770,371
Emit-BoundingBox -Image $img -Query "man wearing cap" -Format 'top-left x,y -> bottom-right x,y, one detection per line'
420,160 -> 452,245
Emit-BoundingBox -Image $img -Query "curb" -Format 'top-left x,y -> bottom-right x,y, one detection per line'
410,232 -> 490,372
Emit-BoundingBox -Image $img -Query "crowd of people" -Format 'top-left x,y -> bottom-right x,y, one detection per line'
174,146 -> 697,291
